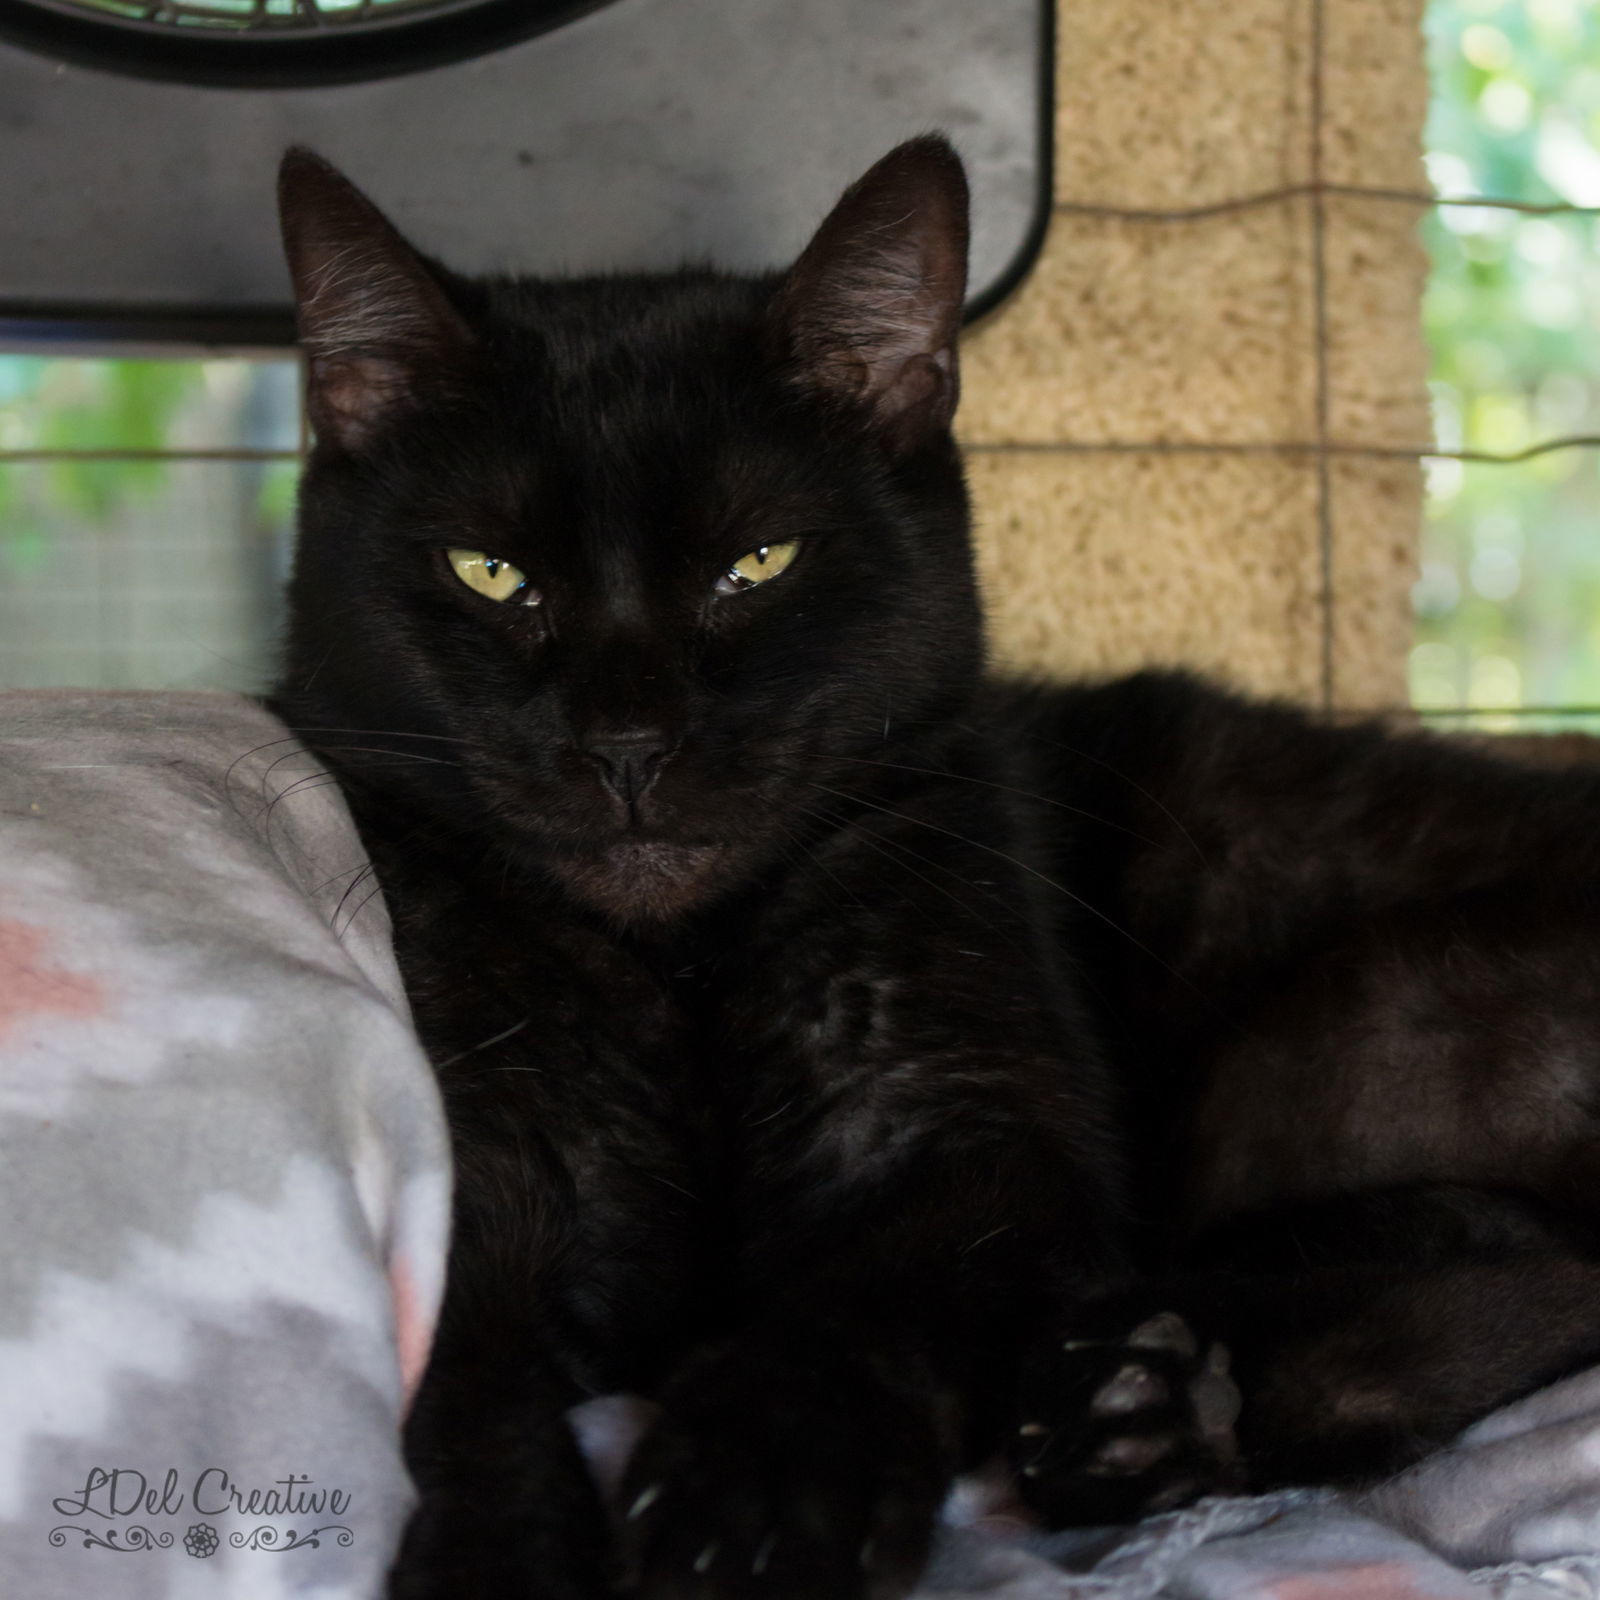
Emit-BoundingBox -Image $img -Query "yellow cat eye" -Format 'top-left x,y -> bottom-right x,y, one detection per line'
447,548 -> 538,605
716,541 -> 800,595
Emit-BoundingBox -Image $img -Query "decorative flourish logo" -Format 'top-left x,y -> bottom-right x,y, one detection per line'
183,1524 -> 219,1559
231,1525 -> 355,1551
47,1466 -> 354,1556
48,1526 -> 173,1553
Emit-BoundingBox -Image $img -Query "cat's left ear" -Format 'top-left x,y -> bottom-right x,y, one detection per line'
278,148 -> 476,454
769,136 -> 969,452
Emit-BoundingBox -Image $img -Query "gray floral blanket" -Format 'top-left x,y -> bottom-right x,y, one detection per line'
1,691 -> 1598,1599
0,692 -> 449,1599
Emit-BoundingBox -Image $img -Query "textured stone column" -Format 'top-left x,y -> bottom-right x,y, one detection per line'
958,0 -> 1431,712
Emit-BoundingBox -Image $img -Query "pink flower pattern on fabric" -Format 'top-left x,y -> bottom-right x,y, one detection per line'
0,917 -> 105,1042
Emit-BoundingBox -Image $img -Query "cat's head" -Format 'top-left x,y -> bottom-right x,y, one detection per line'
276,138 -> 984,927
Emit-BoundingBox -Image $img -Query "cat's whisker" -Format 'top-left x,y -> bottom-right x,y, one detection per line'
650,1173 -> 698,1201
821,709 -> 1212,869
223,734 -> 320,815
960,1224 -> 1014,1257
792,801 -> 1022,944
744,1099 -> 795,1128
251,744 -> 461,820
296,641 -> 337,695
335,879 -> 388,936
959,722 -> 1212,872
261,771 -> 342,826
280,726 -> 472,744
258,745 -> 347,806
435,1017 -> 532,1070
308,859 -> 376,896
313,757 -> 460,769
767,781 -> 1040,938
811,753 -> 1179,854
288,744 -> 462,768
784,796 -> 996,929
797,778 -> 1215,1008
256,757 -> 459,828
224,728 -> 470,809
766,805 -> 870,919
330,863 -> 379,933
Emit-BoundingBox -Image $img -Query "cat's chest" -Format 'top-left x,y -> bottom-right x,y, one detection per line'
382,857 -> 881,1105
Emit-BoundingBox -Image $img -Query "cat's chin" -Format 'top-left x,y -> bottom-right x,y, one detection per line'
545,840 -> 732,924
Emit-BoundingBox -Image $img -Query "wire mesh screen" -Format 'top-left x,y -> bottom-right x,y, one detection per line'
0,359 -> 302,692
0,0 -> 1595,715
1018,0 -> 1600,732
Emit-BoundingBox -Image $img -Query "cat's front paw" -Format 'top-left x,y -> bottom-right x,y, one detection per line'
617,1333 -> 954,1600
1012,1311 -> 1244,1526
389,1482 -> 611,1600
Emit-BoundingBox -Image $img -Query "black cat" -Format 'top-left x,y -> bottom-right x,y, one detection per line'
272,138 -> 1600,1600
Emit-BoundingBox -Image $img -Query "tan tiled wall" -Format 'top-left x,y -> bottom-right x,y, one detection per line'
958,0 -> 1430,711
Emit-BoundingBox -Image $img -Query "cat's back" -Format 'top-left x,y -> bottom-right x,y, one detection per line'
997,667 -> 1600,918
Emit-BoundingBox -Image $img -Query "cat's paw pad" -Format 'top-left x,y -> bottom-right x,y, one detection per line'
1012,1311 -> 1244,1526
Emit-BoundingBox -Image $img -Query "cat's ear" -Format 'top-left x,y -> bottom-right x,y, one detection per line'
769,136 -> 969,452
278,148 -> 475,453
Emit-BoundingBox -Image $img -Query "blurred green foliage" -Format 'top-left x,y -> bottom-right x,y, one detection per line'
0,356 -> 300,690
0,358 -> 196,521
0,355 -> 299,570
1416,0 -> 1600,727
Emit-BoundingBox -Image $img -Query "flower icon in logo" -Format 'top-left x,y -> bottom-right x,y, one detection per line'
182,1523 -> 219,1559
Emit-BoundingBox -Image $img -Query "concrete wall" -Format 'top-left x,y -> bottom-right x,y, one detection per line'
958,0 -> 1431,712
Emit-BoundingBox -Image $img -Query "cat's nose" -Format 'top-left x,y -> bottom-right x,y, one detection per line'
581,730 -> 672,809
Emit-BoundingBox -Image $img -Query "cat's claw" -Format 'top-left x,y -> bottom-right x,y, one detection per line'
617,1335 -> 952,1600
629,1483 -> 665,1521
1013,1311 -> 1244,1525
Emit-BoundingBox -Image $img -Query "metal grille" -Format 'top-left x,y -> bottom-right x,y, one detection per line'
24,0 -> 479,31
0,0 -> 605,84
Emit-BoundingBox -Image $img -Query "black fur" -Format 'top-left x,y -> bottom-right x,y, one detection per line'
271,140 -> 1600,1599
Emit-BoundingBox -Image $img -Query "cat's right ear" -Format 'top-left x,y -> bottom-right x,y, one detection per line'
278,149 -> 475,454
769,136 -> 970,453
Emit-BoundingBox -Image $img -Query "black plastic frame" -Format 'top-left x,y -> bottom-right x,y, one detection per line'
0,0 -> 1054,349
964,0 -> 1053,327
0,0 -> 615,88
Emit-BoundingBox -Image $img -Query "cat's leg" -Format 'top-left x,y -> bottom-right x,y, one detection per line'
1228,1254 -> 1600,1486
612,1186 -> 1129,1596
1017,1187 -> 1600,1522
381,894 -> 704,1600
392,1313 -> 609,1600
391,1125 -> 700,1600
1192,1186 -> 1600,1487
1016,678 -> 1600,1517
616,1318 -> 961,1600
614,780 -> 1135,1600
